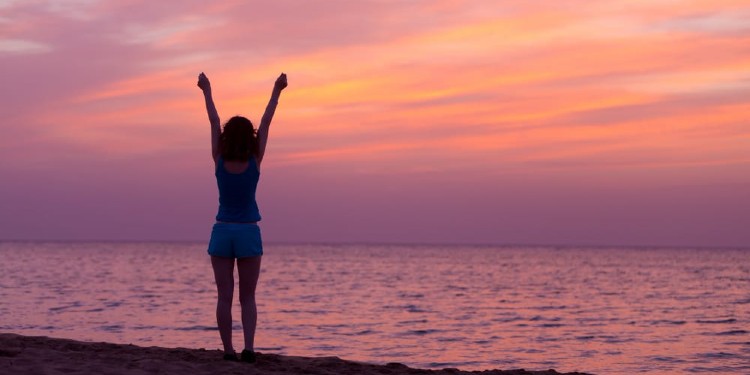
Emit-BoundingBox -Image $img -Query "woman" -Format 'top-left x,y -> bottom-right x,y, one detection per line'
197,71 -> 287,363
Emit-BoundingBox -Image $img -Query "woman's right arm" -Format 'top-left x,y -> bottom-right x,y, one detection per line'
256,73 -> 287,165
198,72 -> 221,162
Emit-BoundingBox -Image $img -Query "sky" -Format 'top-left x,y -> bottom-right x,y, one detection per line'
1,0 -> 749,247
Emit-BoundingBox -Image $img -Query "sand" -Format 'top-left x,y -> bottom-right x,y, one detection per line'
0,333 -> 592,375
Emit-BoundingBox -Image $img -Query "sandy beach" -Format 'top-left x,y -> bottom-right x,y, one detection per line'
0,333 -> 591,375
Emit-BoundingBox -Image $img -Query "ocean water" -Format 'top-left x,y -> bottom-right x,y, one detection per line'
0,242 -> 748,374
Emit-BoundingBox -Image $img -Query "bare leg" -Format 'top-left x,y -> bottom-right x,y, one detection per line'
211,255 -> 235,354
237,256 -> 262,351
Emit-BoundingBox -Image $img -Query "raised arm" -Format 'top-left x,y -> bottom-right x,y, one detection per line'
256,73 -> 287,165
197,72 -> 221,162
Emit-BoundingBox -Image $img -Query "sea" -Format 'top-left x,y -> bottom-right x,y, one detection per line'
0,242 -> 748,374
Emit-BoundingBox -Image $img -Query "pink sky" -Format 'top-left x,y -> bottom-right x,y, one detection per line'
1,0 -> 749,247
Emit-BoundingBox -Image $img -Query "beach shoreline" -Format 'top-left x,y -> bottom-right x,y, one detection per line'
0,333 -> 592,375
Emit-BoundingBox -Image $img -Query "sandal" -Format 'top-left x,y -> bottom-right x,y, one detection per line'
241,349 -> 256,363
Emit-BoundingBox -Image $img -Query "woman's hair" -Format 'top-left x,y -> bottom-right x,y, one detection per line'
220,116 -> 258,161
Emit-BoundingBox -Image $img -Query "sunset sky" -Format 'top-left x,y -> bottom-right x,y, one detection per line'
1,0 -> 749,247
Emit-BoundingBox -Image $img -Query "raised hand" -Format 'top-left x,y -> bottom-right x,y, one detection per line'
274,73 -> 288,91
197,72 -> 211,92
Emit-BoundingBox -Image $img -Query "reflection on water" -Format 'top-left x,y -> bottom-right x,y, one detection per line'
1,242 -> 748,374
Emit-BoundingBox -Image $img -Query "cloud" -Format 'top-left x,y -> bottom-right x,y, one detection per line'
0,39 -> 51,54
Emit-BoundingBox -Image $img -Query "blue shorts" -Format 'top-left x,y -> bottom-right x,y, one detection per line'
207,222 -> 263,258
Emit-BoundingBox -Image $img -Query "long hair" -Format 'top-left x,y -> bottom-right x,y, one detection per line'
220,116 -> 258,161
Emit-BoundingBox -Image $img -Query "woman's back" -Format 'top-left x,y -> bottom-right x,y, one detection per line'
215,157 -> 261,223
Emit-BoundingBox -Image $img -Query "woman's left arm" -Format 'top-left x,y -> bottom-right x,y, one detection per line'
197,72 -> 221,162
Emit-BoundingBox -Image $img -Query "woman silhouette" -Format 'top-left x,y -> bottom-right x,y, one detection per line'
197,71 -> 287,362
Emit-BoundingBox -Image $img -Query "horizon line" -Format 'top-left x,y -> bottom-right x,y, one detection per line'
1,238 -> 748,251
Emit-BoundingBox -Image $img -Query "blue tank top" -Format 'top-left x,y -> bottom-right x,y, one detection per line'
215,157 -> 261,222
